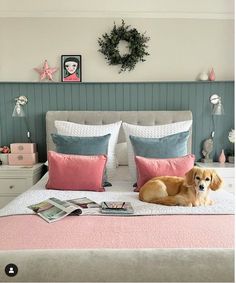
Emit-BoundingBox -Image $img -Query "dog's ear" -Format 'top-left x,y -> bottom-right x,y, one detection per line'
210,169 -> 223,190
185,167 -> 197,186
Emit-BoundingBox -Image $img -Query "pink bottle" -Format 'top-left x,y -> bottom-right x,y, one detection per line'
218,149 -> 226,164
209,68 -> 216,81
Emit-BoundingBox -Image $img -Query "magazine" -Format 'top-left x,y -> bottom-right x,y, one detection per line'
100,201 -> 134,215
28,197 -> 99,223
68,197 -> 100,209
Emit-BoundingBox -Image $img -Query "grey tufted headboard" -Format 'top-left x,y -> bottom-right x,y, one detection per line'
46,111 -> 192,153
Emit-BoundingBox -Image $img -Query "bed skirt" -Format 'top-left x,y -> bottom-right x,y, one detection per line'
0,248 -> 233,282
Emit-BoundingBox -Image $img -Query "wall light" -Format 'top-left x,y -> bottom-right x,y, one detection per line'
210,94 -> 224,115
201,94 -> 224,163
12,96 -> 32,142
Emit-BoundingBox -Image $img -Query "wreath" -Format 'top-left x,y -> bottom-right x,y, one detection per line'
98,20 -> 150,73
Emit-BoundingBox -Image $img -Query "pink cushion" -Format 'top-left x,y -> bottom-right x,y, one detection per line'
46,151 -> 107,191
135,154 -> 195,191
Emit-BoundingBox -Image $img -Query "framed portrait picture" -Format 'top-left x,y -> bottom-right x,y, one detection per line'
61,55 -> 82,82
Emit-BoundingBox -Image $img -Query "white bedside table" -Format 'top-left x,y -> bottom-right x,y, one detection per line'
0,163 -> 43,208
195,162 -> 235,193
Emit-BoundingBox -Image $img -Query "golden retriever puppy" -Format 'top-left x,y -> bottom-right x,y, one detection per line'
139,166 -> 223,207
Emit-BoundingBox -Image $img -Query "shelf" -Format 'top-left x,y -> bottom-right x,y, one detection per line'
0,80 -> 234,85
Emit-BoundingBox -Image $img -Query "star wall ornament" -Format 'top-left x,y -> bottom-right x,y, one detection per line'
34,60 -> 58,81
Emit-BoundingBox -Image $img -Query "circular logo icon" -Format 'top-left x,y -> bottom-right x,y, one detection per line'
5,263 -> 18,277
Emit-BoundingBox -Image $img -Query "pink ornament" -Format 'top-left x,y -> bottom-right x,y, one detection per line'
218,149 -> 226,164
34,60 -> 58,81
209,68 -> 215,81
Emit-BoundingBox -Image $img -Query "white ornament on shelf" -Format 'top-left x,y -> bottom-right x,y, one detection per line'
199,71 -> 209,81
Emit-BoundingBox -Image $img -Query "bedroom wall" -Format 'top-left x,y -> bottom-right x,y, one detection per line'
0,1 -> 234,163
0,17 -> 234,82
0,81 -> 234,162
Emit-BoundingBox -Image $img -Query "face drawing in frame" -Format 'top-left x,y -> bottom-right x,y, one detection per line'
61,55 -> 82,82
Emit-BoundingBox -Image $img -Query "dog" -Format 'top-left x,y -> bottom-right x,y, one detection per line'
139,166 -> 223,207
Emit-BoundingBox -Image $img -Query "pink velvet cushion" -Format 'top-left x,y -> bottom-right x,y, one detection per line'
46,151 -> 107,191
135,154 -> 195,191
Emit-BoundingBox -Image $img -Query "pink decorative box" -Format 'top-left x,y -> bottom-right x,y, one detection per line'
8,153 -> 38,165
10,143 -> 37,154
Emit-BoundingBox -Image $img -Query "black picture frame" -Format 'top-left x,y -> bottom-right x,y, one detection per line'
61,55 -> 82,82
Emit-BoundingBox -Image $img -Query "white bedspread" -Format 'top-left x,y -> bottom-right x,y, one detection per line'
0,166 -> 234,217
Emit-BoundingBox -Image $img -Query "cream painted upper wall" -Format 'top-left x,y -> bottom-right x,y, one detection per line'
0,0 -> 234,19
0,17 -> 233,82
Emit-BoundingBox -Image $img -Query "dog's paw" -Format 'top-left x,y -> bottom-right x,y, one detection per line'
193,202 -> 198,207
207,199 -> 214,206
181,201 -> 193,207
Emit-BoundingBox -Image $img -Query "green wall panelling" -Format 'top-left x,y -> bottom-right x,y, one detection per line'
0,81 -> 234,162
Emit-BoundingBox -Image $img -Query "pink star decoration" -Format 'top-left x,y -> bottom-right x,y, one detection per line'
34,60 -> 58,81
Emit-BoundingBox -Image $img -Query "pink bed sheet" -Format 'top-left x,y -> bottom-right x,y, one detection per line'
0,214 -> 234,250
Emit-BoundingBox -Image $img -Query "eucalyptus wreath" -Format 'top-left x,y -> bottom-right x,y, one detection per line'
98,20 -> 150,73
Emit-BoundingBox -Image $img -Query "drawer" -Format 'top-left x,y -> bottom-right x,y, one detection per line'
0,178 -> 27,194
10,143 -> 37,154
8,153 -> 38,166
0,196 -> 14,208
222,178 -> 235,193
213,168 -> 234,178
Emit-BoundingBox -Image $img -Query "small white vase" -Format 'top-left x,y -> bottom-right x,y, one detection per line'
199,72 -> 209,81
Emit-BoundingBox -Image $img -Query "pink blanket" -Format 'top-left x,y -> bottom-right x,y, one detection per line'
0,214 -> 233,250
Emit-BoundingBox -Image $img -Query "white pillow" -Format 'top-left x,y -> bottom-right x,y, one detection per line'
55,120 -> 122,179
115,142 -> 128,166
122,120 -> 192,180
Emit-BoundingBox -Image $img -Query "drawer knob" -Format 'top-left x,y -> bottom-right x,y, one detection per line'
9,185 -> 14,189
18,145 -> 24,151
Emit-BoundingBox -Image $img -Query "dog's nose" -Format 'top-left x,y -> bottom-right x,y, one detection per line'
199,185 -> 205,191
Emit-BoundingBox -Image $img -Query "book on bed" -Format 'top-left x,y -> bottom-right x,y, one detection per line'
28,197 -> 99,223
100,201 -> 134,214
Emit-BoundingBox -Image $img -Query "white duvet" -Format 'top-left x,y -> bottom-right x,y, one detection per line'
0,166 -> 234,217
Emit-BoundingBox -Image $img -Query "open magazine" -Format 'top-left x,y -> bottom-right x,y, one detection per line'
28,197 -> 100,223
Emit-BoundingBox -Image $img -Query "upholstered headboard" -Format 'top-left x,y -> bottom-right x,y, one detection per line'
46,111 -> 193,153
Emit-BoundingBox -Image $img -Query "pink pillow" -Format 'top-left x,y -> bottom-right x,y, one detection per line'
46,151 -> 107,191
135,154 -> 195,192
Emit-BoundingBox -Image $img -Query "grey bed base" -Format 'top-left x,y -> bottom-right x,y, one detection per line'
0,249 -> 234,282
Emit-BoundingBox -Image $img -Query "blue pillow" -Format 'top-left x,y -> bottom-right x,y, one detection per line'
51,133 -> 111,186
51,133 -> 110,155
129,131 -> 189,158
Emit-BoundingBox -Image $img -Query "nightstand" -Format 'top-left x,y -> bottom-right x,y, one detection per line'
195,162 -> 235,193
0,163 -> 43,208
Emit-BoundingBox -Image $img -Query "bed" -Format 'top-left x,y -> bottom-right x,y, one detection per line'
0,111 -> 234,282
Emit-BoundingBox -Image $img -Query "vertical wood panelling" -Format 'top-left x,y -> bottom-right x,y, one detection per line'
123,84 -> 130,111
0,81 -> 234,162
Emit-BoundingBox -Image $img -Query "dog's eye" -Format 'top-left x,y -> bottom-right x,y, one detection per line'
196,176 -> 200,180
205,177 -> 210,181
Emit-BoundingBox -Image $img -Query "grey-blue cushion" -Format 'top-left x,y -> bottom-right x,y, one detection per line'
129,131 -> 189,158
51,133 -> 111,186
51,133 -> 110,155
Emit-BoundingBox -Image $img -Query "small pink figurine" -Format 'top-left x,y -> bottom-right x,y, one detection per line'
209,68 -> 216,81
218,149 -> 226,164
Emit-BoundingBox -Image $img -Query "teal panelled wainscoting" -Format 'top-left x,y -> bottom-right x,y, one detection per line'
0,81 -> 234,162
